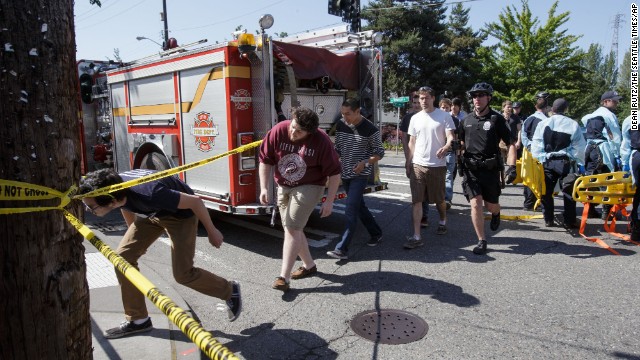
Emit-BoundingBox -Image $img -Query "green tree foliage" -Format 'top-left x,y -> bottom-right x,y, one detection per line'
616,50 -> 632,120
442,3 -> 484,105
572,44 -> 618,119
477,0 -> 586,116
362,0 -> 449,110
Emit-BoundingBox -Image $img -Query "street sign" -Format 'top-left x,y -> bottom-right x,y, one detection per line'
390,96 -> 409,107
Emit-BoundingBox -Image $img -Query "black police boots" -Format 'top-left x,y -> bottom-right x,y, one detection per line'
473,240 -> 487,255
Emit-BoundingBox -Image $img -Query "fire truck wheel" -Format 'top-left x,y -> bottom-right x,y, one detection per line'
138,152 -> 170,171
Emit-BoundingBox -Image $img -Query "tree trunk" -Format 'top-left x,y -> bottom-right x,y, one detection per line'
0,0 -> 92,358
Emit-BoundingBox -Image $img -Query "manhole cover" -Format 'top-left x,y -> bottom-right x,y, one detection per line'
350,309 -> 428,344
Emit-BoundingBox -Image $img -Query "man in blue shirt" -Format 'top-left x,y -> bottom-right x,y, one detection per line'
79,168 -> 241,339
531,99 -> 586,228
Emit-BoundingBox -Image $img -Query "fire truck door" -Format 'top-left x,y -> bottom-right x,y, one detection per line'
180,65 -> 231,201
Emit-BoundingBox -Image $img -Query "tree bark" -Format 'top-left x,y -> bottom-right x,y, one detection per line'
0,0 -> 92,358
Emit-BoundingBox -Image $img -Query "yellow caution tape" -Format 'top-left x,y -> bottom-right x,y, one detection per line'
572,171 -> 636,204
76,140 -> 262,199
1,141 -> 262,213
0,179 -> 66,200
0,140 -> 264,359
64,210 -> 238,360
483,214 -> 544,221
0,184 -> 77,215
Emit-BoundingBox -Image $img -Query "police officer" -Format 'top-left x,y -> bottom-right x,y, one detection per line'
458,82 -> 515,255
521,91 -> 550,210
620,115 -> 640,241
531,98 -> 586,228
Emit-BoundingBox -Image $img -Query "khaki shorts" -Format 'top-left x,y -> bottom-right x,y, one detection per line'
277,184 -> 325,230
410,165 -> 446,204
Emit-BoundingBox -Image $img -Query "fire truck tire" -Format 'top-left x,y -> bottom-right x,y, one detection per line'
138,152 -> 170,171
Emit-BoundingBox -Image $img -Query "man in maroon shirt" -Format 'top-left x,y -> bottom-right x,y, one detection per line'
259,107 -> 341,292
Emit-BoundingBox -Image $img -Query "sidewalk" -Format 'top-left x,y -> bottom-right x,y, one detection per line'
87,226 -> 204,359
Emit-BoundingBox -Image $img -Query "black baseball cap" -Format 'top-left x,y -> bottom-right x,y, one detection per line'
601,91 -> 622,101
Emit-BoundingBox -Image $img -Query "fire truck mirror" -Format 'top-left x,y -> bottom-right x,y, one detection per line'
79,73 -> 94,104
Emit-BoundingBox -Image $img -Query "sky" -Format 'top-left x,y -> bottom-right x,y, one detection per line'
74,0 -> 634,68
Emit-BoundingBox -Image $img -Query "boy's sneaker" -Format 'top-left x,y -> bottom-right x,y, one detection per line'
367,235 -> 382,247
226,281 -> 242,322
472,240 -> 487,255
490,213 -> 500,231
291,265 -> 317,279
403,236 -> 424,249
272,276 -> 290,292
436,224 -> 447,235
326,249 -> 348,260
420,216 -> 429,227
445,201 -> 452,210
104,318 -> 153,339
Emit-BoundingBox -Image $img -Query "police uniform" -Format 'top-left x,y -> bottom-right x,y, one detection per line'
620,115 -> 640,240
531,110 -> 586,227
459,109 -> 512,204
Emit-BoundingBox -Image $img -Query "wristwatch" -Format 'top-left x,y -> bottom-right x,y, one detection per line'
363,161 -> 370,168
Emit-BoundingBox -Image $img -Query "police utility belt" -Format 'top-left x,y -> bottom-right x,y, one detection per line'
463,155 -> 499,171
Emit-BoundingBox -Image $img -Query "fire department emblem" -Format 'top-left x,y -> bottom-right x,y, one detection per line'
230,89 -> 252,110
190,111 -> 219,152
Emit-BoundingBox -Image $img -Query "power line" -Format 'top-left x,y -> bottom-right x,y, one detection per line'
76,0 -> 152,31
75,0 -> 125,22
171,0 -> 288,32
610,13 -> 625,70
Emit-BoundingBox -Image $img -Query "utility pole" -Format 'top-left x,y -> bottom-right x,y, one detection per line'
611,13 -> 625,70
162,0 -> 169,50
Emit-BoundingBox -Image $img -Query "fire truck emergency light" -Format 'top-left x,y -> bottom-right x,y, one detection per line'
238,33 -> 256,57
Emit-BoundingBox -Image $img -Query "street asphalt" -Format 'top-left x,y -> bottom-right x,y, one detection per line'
86,152 -> 640,359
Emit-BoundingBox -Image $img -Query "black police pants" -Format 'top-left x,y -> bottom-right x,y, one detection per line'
541,158 -> 576,224
523,186 -> 536,209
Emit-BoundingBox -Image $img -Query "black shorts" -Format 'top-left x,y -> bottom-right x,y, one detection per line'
461,169 -> 502,204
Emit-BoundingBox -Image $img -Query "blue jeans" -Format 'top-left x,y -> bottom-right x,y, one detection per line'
445,151 -> 457,202
334,177 -> 382,253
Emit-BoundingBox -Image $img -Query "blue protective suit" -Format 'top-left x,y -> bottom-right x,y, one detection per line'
531,114 -> 586,165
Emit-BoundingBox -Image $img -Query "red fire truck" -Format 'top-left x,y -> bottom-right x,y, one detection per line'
96,18 -> 385,215
77,60 -> 123,174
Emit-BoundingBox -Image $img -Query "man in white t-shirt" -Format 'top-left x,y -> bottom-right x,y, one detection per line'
404,86 -> 456,249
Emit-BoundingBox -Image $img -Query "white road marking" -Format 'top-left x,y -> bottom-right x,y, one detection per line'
379,171 -> 407,177
367,191 -> 411,200
383,179 -> 410,186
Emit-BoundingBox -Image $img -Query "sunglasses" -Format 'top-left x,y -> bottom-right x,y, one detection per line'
82,193 -> 115,215
419,86 -> 433,92
83,202 -> 102,215
471,93 -> 488,99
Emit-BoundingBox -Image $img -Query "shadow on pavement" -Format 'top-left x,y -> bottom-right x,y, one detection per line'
212,322 -> 338,360
286,270 -> 480,307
